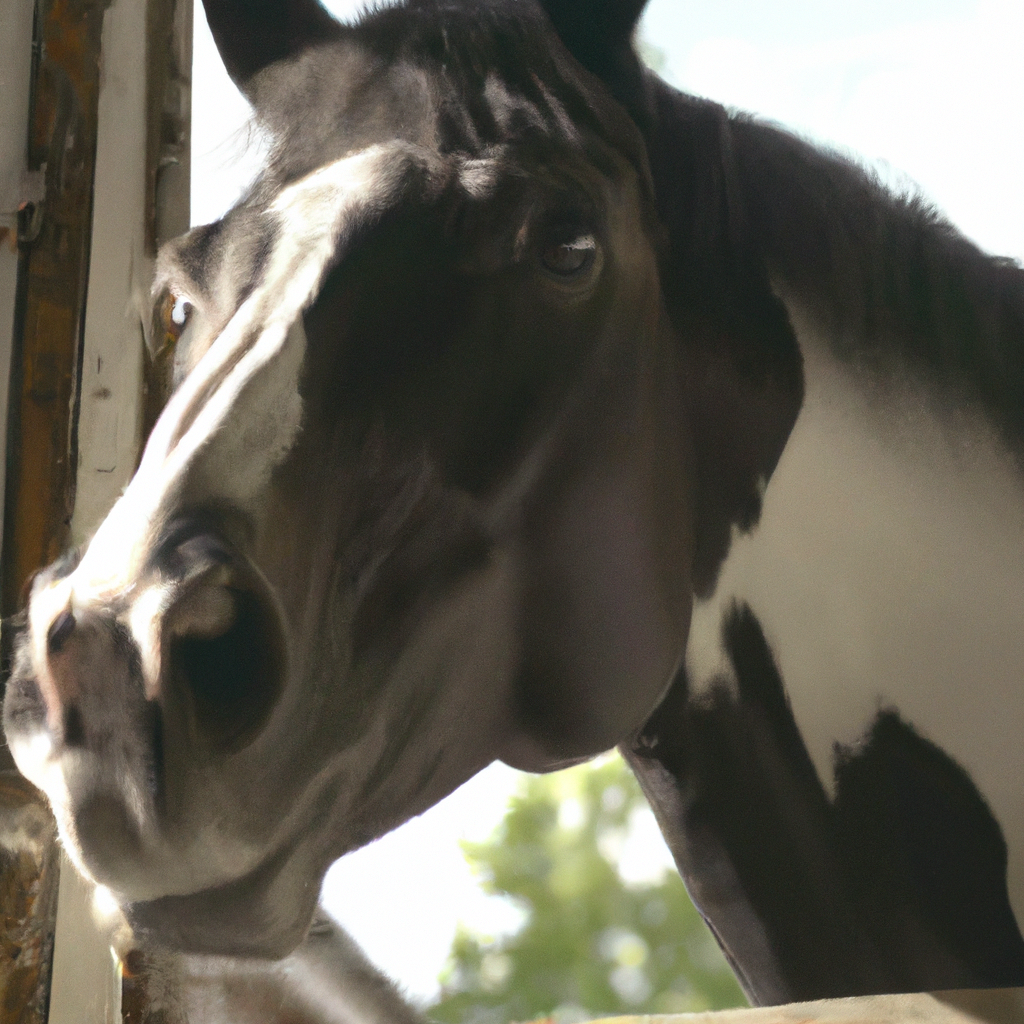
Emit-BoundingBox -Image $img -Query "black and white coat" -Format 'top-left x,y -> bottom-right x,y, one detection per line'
4,0 -> 1024,1005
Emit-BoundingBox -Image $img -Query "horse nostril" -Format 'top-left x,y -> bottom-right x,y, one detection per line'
169,588 -> 284,752
47,609 -> 76,655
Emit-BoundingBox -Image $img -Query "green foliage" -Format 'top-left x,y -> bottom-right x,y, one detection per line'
428,756 -> 746,1024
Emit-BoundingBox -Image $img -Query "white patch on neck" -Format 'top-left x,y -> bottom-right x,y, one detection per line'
692,321 -> 1024,929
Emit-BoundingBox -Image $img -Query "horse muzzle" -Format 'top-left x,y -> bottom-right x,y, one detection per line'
2,523 -> 287,905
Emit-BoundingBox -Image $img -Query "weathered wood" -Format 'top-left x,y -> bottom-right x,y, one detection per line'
0,772 -> 60,1024
0,0 -> 192,1019
141,0 -> 192,452
71,0 -> 192,543
0,3 -> 105,1020
0,0 -> 36,579
595,988 -> 1024,1024
146,0 -> 192,252
0,0 -> 111,614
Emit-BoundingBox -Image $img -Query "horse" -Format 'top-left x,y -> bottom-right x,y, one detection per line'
4,0 -> 1024,1005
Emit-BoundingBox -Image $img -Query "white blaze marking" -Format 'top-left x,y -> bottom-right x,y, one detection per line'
25,143 -> 444,701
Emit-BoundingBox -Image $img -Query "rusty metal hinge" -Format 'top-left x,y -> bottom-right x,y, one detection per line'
0,169 -> 45,250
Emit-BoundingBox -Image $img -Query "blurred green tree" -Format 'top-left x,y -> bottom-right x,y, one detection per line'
427,755 -> 746,1024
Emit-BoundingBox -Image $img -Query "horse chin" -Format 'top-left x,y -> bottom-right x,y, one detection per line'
121,837 -> 321,959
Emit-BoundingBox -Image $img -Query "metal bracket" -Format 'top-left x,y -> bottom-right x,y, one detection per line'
0,169 -> 46,248
16,198 -> 44,245
17,168 -> 45,244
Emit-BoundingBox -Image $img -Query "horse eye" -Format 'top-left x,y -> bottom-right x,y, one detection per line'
171,296 -> 192,328
159,292 -> 194,350
540,234 -> 597,277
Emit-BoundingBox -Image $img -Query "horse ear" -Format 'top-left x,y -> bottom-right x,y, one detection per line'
539,0 -> 649,96
201,0 -> 343,101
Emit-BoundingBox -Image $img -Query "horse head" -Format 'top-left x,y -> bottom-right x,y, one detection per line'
3,0 -> 802,957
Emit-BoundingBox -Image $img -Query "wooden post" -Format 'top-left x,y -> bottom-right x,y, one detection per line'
0,0 -> 35,567
0,0 -> 110,615
71,0 -> 191,546
0,774 -> 60,1024
0,0 -> 191,1020
1,0 -> 103,1017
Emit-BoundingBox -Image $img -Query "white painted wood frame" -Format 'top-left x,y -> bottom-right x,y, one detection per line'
45,0 -> 191,1020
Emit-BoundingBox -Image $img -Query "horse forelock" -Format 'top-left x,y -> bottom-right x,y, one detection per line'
237,0 -> 654,216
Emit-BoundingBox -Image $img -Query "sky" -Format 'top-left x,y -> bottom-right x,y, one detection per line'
189,0 -> 1024,1004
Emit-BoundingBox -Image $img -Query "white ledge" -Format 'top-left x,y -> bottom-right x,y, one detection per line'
592,988 -> 1024,1024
